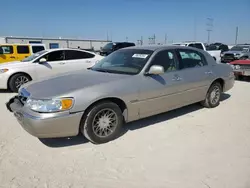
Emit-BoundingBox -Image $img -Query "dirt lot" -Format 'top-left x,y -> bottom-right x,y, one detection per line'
0,81 -> 250,188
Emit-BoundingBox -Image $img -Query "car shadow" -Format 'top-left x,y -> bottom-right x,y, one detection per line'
236,76 -> 250,82
39,135 -> 89,148
39,93 -> 231,148
0,89 -> 11,93
122,93 -> 230,133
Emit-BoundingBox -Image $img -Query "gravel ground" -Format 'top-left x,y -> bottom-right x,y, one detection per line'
0,81 -> 250,188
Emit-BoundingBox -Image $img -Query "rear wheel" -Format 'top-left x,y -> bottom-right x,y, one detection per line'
201,82 -> 222,108
80,101 -> 124,144
9,73 -> 31,92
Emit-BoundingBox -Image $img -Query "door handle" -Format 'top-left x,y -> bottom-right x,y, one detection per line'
10,56 -> 15,58
172,75 -> 182,81
205,71 -> 213,74
86,60 -> 91,63
59,62 -> 65,65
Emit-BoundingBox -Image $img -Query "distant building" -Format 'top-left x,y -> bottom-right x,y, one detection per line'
0,36 -> 111,51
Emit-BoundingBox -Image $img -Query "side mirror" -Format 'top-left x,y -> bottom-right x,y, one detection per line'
39,58 -> 47,64
147,65 -> 164,75
0,47 -> 3,54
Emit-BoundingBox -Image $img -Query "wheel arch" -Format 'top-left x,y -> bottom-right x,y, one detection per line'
211,78 -> 225,91
7,72 -> 32,89
83,97 -> 128,121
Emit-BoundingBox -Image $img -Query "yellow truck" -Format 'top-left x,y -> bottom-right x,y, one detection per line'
0,43 -> 46,64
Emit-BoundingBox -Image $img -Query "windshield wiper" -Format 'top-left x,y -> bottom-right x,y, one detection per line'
88,67 -> 110,73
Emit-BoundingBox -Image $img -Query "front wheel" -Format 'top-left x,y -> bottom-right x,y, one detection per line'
201,82 -> 222,108
9,73 -> 31,92
81,102 -> 124,144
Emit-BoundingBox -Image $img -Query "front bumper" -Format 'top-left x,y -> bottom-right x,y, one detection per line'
221,56 -> 239,63
6,96 -> 84,138
233,69 -> 250,76
0,74 -> 8,89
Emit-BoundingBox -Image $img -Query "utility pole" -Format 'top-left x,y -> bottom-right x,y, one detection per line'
194,16 -> 197,41
206,18 -> 213,44
164,33 -> 167,44
137,36 -> 143,45
235,26 -> 239,45
107,32 -> 109,41
126,37 -> 128,42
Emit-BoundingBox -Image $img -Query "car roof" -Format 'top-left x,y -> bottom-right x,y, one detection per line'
0,43 -> 45,46
45,48 -> 97,54
121,45 -> 200,51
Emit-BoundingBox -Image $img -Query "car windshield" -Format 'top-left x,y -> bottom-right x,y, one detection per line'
230,45 -> 249,52
102,43 -> 114,50
90,49 -> 153,75
21,50 -> 48,62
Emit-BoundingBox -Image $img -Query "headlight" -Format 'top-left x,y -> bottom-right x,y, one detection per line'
26,98 -> 74,113
234,65 -> 241,70
0,69 -> 8,73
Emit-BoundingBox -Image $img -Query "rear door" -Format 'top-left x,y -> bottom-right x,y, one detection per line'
64,50 -> 97,72
16,45 -> 31,61
174,49 -> 215,104
0,45 -> 16,63
31,45 -> 45,53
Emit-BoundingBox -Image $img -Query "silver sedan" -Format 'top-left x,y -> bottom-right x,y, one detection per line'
6,45 -> 235,144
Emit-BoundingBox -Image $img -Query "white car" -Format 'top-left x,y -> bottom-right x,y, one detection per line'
0,48 -> 103,92
172,42 -> 221,62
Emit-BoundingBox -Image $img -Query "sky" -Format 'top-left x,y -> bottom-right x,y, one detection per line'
1,0 -> 250,44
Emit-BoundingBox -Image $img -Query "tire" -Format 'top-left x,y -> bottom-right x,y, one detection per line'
201,82 -> 222,108
235,75 -> 243,80
80,101 -> 124,144
9,73 -> 31,92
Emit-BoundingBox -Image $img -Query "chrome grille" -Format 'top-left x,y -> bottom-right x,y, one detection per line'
239,65 -> 250,70
224,54 -> 235,58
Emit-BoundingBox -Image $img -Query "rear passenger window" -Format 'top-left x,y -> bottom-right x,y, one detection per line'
32,46 -> 45,53
0,46 -> 13,54
65,50 -> 95,60
17,46 -> 29,54
177,50 -> 207,69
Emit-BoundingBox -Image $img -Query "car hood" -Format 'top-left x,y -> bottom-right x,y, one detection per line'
23,70 -> 132,99
224,51 -> 243,54
0,61 -> 31,68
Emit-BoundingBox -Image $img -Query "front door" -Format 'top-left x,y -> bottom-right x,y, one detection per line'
0,45 -> 16,63
138,50 -> 185,118
34,50 -> 67,80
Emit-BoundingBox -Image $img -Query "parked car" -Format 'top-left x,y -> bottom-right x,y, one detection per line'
221,44 -> 250,63
6,45 -> 235,144
0,43 -> 46,64
172,41 -> 226,62
0,48 -> 103,92
229,58 -> 250,79
100,42 -> 135,56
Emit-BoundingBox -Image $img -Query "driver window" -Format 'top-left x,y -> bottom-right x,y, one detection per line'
150,50 -> 177,72
39,50 -> 64,62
